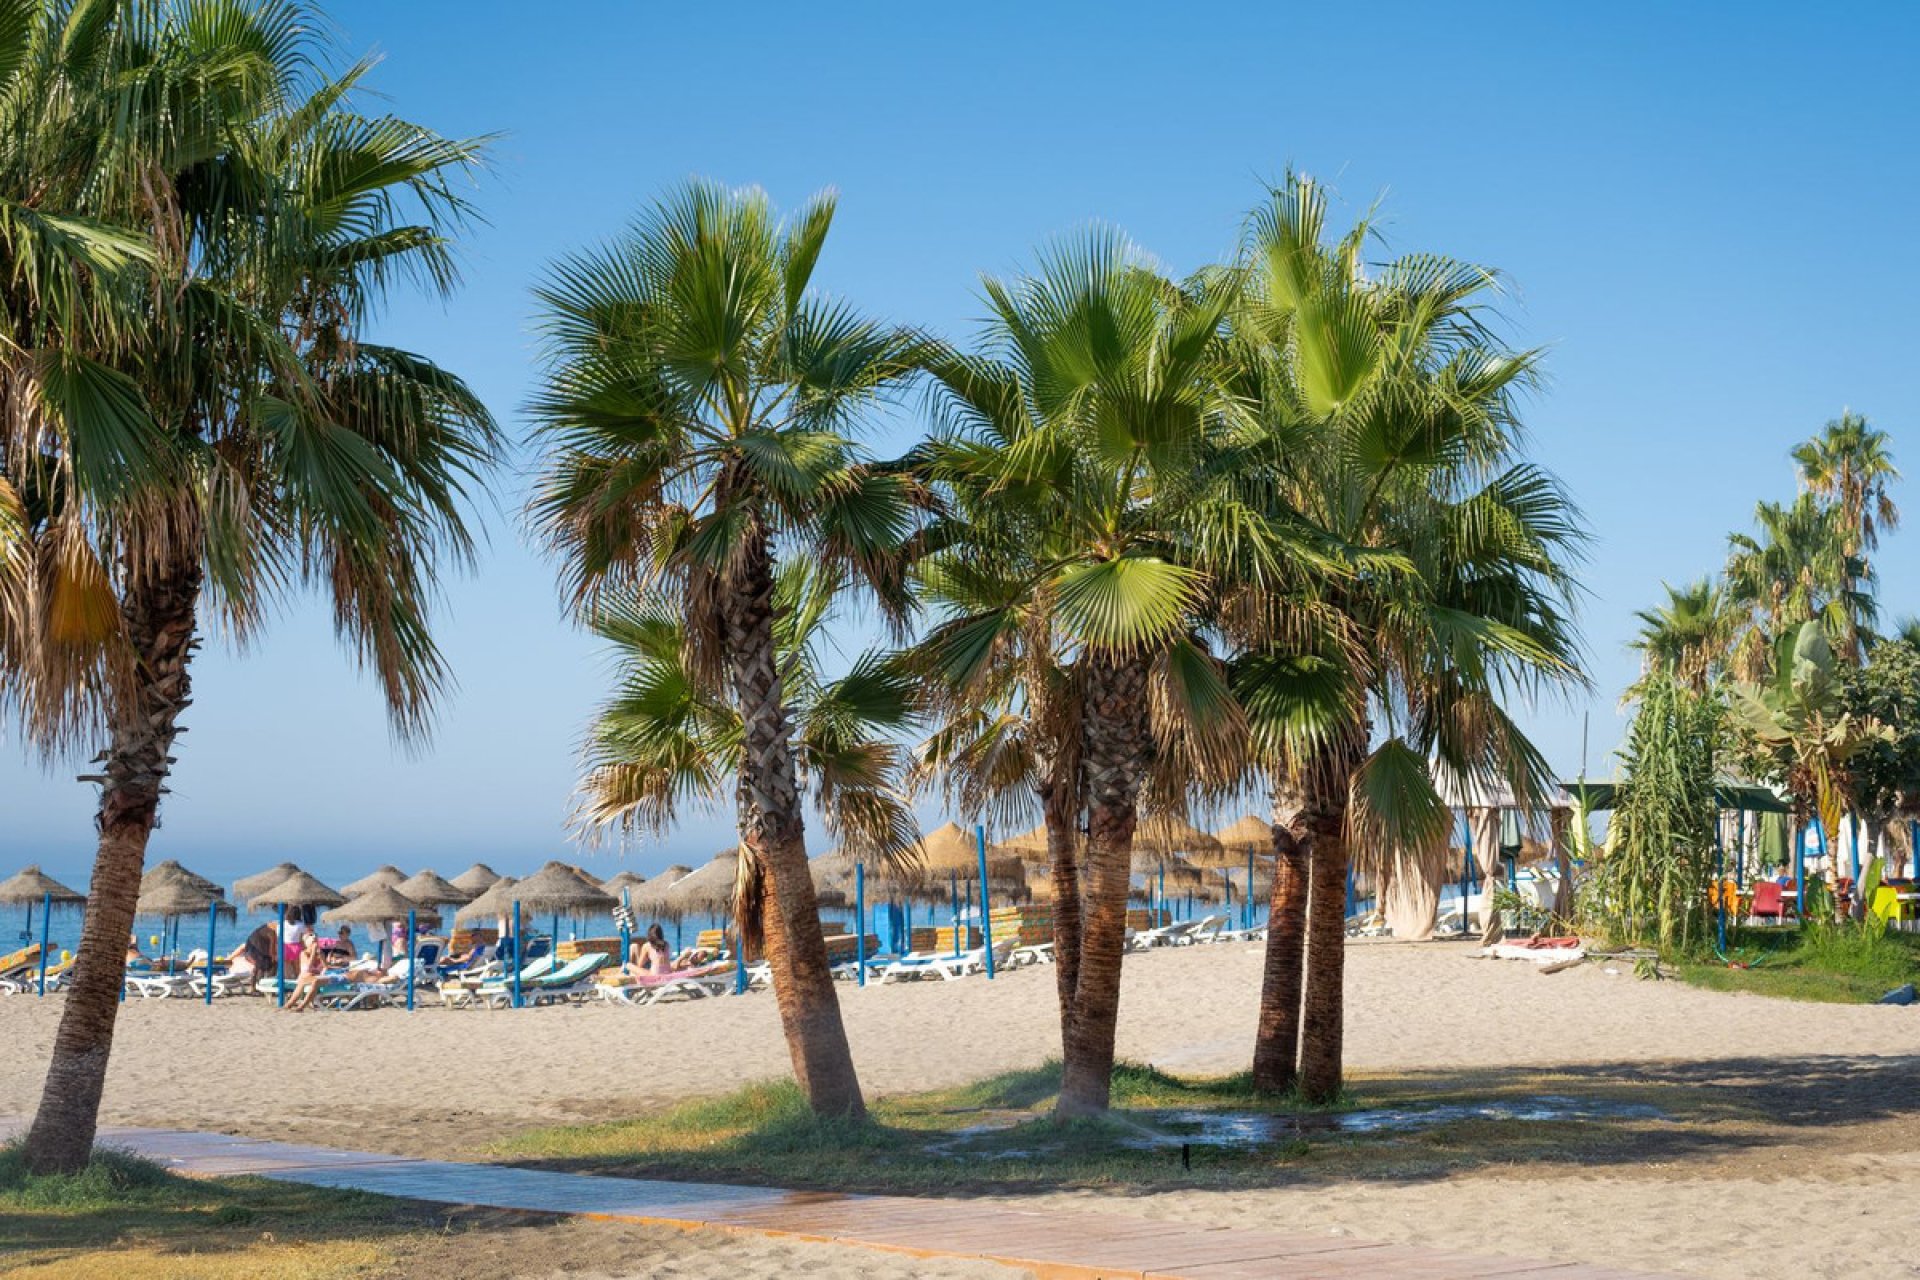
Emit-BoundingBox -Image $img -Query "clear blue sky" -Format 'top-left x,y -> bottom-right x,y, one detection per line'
7,1 -> 1919,888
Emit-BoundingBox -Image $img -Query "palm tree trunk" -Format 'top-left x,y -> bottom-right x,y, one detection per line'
23,561 -> 201,1174
720,519 -> 864,1119
1056,650 -> 1152,1117
1044,774 -> 1082,1029
1251,796 -> 1308,1094
1296,796 -> 1350,1105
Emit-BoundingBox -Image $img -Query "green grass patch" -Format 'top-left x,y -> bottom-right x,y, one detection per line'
0,1142 -> 463,1278
1674,921 -> 1920,1004
492,1060 -> 1634,1194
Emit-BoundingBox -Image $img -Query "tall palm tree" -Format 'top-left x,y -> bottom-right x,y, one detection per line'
1793,410 -> 1898,581
529,181 -> 922,1118
1631,578 -> 1736,694
574,559 -> 923,933
3,0 -> 496,1174
1725,494 -> 1872,676
1227,175 -> 1585,1101
915,229 -> 1277,1115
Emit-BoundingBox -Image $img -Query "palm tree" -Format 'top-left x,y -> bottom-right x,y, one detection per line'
574,559 -> 923,933
1631,578 -> 1736,694
1725,494 -> 1872,676
1227,175 -> 1585,1102
915,229 -> 1272,1115
4,1 -> 496,1174
1793,411 -> 1898,598
528,181 -> 923,1118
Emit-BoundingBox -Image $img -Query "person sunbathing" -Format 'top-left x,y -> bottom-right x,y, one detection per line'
623,925 -> 676,978
283,933 -> 326,1012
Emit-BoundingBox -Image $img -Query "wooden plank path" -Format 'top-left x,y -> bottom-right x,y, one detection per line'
19,1121 -> 1672,1279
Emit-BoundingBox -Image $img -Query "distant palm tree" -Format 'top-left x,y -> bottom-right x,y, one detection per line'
1631,578 -> 1736,694
1227,174 -> 1585,1101
1725,494 -> 1873,675
1793,412 -> 1896,663
529,181 -> 923,1118
573,560 -> 923,939
3,1 -> 496,1174
915,229 -> 1267,1115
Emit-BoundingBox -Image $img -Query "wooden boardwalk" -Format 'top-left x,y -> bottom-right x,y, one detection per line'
27,1122 -> 1670,1279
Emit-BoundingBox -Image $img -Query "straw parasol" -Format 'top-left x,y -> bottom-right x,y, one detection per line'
917,821 -> 1025,891
991,823 -> 1056,864
1200,815 -> 1276,867
137,862 -> 235,921
0,865 -> 85,907
506,860 -> 617,916
232,862 -> 302,904
340,865 -> 407,898
601,869 -> 648,897
664,849 -> 743,917
1133,814 -> 1222,859
627,865 -> 694,920
809,850 -> 855,910
453,875 -> 520,925
324,884 -> 431,926
395,868 -> 472,908
1206,865 -> 1271,900
248,870 -> 346,913
450,863 -> 502,895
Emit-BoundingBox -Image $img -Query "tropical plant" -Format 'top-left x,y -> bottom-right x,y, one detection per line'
2,0 -> 496,1174
1225,174 -> 1586,1101
1724,494 -> 1873,676
1840,635 -> 1920,856
912,228 -> 1264,1115
1586,674 -> 1722,952
1728,622 -> 1891,896
575,560 -> 923,889
1631,578 -> 1736,694
528,180 -> 924,1118
1793,411 -> 1898,621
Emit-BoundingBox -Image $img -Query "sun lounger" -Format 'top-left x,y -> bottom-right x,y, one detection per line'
440,953 -> 559,1007
125,972 -> 198,999
1127,918 -> 1200,950
1010,942 -> 1055,966
597,961 -> 737,1006
466,952 -> 610,1008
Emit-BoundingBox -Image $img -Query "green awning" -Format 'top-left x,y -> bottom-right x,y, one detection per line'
1562,780 -> 1789,814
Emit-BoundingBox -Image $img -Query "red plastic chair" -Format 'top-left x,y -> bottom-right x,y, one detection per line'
1750,880 -> 1792,924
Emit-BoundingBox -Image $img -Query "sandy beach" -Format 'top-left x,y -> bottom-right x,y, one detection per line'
6,940 -> 1917,1278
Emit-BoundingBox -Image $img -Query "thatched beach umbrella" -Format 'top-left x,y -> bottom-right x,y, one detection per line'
626,865 -> 693,922
144,859 -> 221,898
1133,814 -> 1222,859
991,823 -> 1057,864
453,875 -> 520,925
809,849 -> 855,910
232,862 -> 303,905
0,866 -> 85,995
136,868 -> 234,921
323,884 -> 425,926
248,870 -> 346,913
340,865 -> 407,898
395,869 -> 472,908
450,862 -> 502,895
601,869 -> 648,896
512,860 -> 618,949
918,822 -> 1024,890
664,850 -> 741,918
1203,815 -> 1275,863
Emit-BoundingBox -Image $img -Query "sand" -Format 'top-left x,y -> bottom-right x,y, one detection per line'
5,940 -> 1918,1278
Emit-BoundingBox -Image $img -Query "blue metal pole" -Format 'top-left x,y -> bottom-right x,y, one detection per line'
203,900 -> 215,1005
406,909 -> 417,1011
950,870 -> 960,958
976,825 -> 996,979
1157,865 -> 1166,926
1911,819 -> 1919,880
1460,813 -> 1475,935
1848,812 -> 1861,884
619,889 -> 631,975
1714,814 -> 1727,952
511,898 -> 523,1009
1735,810 -> 1747,889
1795,826 -> 1807,919
36,891 -> 51,997
1813,823 -> 1831,912
1347,864 -> 1359,919
275,904 -> 287,1007
855,862 -> 867,987
1245,849 -> 1255,928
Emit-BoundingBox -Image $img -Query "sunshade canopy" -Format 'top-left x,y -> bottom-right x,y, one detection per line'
395,869 -> 472,907
601,870 -> 648,895
248,870 -> 346,912
453,876 -> 521,924
1133,814 -> 1223,857
138,862 -> 234,920
0,865 -> 85,906
339,865 -> 407,898
626,865 -> 694,920
324,885 -> 429,925
232,862 -> 303,903
665,850 -> 742,915
450,863 -> 503,894
1210,815 -> 1277,857
506,861 -> 617,915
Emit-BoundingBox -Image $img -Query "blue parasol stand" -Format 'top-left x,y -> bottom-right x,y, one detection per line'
976,825 -> 996,979
405,909 -> 417,1011
855,862 -> 867,987
276,904 -> 287,1007
203,899 -> 216,1005
36,891 -> 51,997
949,870 -> 961,958
511,898 -> 524,1009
